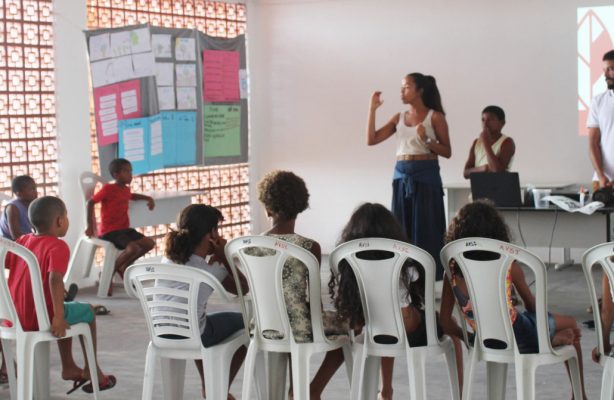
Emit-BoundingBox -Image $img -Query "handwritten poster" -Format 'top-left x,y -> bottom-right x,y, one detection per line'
175,38 -> 196,61
152,34 -> 172,58
161,111 -> 197,166
93,79 -> 142,146
203,105 -> 241,157
202,50 -> 240,102
118,114 -> 164,174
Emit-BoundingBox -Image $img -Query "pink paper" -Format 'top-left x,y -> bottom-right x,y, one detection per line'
202,50 -> 240,102
93,79 -> 142,146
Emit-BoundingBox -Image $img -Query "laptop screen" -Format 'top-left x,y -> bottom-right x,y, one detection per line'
469,172 -> 522,207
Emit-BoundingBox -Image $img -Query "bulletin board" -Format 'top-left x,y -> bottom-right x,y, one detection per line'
84,24 -> 248,180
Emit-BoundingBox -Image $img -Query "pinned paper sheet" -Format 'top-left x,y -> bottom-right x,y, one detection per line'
110,31 -> 132,57
93,79 -> 142,146
155,62 -> 174,86
130,27 -> 151,54
202,50 -> 240,102
161,111 -> 197,167
89,33 -> 110,61
177,87 -> 197,110
175,64 -> 196,87
157,86 -> 175,110
203,105 -> 241,157
152,34 -> 172,58
119,114 -> 164,175
90,56 -> 134,88
175,37 -> 196,61
132,52 -> 156,78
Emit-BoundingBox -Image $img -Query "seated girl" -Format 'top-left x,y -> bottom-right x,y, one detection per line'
439,200 -> 587,400
331,202 -> 463,400
251,170 -> 348,399
160,204 -> 249,400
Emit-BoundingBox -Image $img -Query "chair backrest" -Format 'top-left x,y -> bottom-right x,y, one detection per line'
330,238 -> 437,354
225,235 -> 326,347
124,262 -> 239,351
0,237 -> 50,334
582,242 -> 614,365
440,237 -> 552,357
79,171 -> 106,213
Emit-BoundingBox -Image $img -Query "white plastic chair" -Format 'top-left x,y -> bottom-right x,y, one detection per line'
0,237 -> 99,400
330,238 -> 460,400
123,262 -> 249,400
225,235 -> 353,400
64,172 -> 119,298
440,237 -> 582,400
582,242 -> 614,400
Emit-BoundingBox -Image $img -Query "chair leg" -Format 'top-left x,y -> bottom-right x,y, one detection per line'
204,348 -> 231,400
17,337 -> 34,400
160,357 -> 186,400
442,341 -> 461,400
241,343 -> 258,400
486,361 -> 507,400
97,246 -> 117,298
349,346 -> 364,400
81,332 -> 100,399
361,355 -> 380,400
514,360 -> 535,400
602,358 -> 614,400
462,348 -> 478,400
33,342 -> 50,400
290,348 -> 311,400
407,350 -> 427,400
253,350 -> 268,400
141,344 -> 157,400
566,355 -> 583,400
342,343 -> 353,385
2,339 -> 17,400
267,352 -> 288,400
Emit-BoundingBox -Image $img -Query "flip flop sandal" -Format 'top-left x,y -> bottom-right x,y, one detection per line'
93,305 -> 110,316
64,283 -> 79,302
82,375 -> 116,393
66,378 -> 88,394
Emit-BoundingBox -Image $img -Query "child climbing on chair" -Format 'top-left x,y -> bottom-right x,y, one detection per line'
85,158 -> 155,295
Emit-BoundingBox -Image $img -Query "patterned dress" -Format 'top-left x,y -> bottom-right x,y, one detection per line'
248,233 -> 345,343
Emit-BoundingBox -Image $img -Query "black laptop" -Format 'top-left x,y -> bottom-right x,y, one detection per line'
469,172 -> 523,207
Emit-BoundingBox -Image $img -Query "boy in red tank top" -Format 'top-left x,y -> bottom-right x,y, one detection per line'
85,158 -> 155,295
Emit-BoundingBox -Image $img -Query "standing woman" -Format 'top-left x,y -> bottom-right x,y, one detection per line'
367,73 -> 451,279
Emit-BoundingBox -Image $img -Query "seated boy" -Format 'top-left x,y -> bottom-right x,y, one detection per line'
7,196 -> 115,393
0,175 -> 37,240
85,158 -> 155,294
463,105 -> 516,179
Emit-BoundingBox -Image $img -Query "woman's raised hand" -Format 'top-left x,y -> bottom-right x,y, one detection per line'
416,123 -> 427,141
370,91 -> 384,111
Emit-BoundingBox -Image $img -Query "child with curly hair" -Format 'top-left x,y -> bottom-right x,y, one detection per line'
331,202 -> 462,400
439,200 -> 587,399
253,170 -> 348,399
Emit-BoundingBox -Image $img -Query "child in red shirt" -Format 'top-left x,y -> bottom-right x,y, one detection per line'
7,196 -> 115,393
85,158 -> 155,294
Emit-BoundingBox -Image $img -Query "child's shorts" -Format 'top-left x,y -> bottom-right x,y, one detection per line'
64,302 -> 94,326
513,310 -> 556,354
100,228 -> 145,250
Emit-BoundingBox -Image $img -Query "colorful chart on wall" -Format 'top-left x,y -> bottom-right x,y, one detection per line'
578,6 -> 614,136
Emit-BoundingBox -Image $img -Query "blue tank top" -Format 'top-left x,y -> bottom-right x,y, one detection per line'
0,199 -> 33,239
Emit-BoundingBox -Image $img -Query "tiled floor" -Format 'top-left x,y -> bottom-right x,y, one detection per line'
0,262 -> 606,399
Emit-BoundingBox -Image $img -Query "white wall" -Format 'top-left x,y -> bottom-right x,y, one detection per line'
248,0 -> 605,253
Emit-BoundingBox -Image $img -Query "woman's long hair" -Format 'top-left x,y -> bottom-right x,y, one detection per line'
408,72 -> 445,115
329,203 -> 426,328
165,204 -> 223,264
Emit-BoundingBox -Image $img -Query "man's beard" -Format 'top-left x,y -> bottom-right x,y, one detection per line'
607,78 -> 614,90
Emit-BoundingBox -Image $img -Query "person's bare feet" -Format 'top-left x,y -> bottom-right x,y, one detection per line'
62,366 -> 86,382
